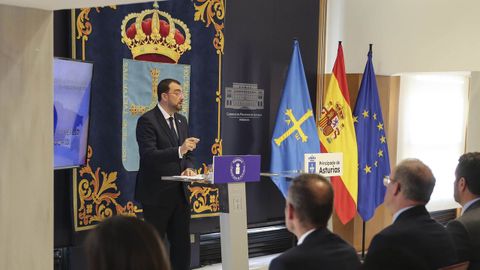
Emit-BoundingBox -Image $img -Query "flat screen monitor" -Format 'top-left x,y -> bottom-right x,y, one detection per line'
53,58 -> 93,169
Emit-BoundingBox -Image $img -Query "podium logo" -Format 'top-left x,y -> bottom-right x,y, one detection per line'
230,158 -> 246,181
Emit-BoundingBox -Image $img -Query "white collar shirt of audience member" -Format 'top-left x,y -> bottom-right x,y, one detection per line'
297,228 -> 315,245
392,206 -> 415,223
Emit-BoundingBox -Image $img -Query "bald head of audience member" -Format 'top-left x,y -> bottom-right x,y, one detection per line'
285,174 -> 334,238
384,159 -> 436,215
454,152 -> 480,206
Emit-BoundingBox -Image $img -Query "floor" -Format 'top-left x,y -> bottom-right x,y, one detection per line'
197,253 -> 280,270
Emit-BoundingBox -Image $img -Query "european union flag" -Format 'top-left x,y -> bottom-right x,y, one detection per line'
354,48 -> 391,221
270,40 -> 320,197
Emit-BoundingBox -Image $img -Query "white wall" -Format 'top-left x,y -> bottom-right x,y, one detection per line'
466,72 -> 480,152
0,4 -> 53,270
326,0 -> 480,75
325,0 -> 480,204
325,0 -> 346,73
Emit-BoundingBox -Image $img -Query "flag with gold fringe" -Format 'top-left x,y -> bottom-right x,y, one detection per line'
319,42 -> 358,224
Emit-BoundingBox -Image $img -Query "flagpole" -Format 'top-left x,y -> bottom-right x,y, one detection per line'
361,221 -> 366,259
361,44 -> 373,260
362,43 -> 373,260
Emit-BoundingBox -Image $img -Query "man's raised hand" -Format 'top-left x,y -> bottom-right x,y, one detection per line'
180,137 -> 200,155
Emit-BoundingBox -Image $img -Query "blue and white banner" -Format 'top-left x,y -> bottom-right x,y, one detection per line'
122,59 -> 190,171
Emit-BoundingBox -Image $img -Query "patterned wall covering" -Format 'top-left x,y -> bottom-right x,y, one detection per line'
72,0 -> 225,231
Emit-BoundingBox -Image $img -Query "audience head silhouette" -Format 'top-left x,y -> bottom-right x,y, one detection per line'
384,158 -> 436,214
85,215 -> 171,270
454,152 -> 480,205
285,173 -> 333,237
271,173 -> 361,270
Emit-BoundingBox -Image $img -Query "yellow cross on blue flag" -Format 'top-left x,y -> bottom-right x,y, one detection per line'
270,40 -> 320,197
353,47 -> 391,221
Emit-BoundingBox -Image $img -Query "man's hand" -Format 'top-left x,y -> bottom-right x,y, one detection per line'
180,137 -> 200,155
181,168 -> 197,176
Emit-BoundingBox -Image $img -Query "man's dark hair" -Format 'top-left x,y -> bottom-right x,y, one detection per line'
394,159 -> 436,203
288,173 -> 333,228
456,152 -> 480,196
157,78 -> 181,101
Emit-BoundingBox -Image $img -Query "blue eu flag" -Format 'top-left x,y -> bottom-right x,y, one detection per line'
354,48 -> 391,221
270,40 -> 320,197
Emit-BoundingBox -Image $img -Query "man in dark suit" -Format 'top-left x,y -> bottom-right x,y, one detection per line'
269,174 -> 361,270
363,159 -> 457,270
447,152 -> 480,270
135,78 -> 199,270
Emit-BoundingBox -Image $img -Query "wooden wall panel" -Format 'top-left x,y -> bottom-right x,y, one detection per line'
0,5 -> 53,270
322,74 -> 400,252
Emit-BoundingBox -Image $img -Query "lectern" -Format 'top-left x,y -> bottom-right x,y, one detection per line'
213,155 -> 261,270
162,155 -> 260,269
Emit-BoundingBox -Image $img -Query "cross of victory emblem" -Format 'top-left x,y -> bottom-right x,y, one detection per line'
274,109 -> 314,146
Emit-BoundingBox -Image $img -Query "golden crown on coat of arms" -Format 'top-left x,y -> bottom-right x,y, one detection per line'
120,4 -> 191,63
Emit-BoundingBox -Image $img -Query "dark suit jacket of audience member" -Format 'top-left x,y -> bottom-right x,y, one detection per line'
135,107 -> 193,205
269,228 -> 361,270
363,205 -> 457,270
447,200 -> 480,270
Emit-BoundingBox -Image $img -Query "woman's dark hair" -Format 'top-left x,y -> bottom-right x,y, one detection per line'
85,215 -> 170,270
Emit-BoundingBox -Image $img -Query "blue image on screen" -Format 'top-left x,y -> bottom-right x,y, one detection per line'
53,58 -> 93,169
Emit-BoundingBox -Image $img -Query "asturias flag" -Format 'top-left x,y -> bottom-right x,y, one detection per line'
270,40 -> 320,197
319,42 -> 358,224
354,47 -> 391,221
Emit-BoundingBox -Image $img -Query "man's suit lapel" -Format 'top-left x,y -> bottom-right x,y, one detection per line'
153,107 -> 178,146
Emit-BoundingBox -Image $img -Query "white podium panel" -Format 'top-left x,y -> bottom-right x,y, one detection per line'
220,182 -> 249,270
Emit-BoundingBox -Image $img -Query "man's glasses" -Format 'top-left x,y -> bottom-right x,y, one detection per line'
383,176 -> 392,187
168,91 -> 184,97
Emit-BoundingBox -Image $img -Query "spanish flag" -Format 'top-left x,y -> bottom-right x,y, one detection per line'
319,42 -> 358,224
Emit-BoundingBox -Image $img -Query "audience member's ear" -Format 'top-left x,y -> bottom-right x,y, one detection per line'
286,202 -> 295,220
458,177 -> 467,192
393,182 -> 401,196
